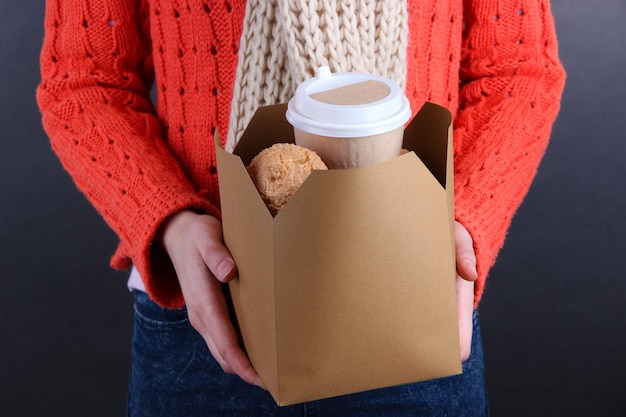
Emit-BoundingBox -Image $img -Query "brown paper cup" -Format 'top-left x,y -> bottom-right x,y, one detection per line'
294,126 -> 404,169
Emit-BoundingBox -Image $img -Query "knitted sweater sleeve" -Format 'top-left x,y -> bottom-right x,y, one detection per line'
454,0 -> 566,306
36,0 -> 220,307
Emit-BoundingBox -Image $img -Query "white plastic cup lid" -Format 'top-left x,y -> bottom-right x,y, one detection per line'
286,66 -> 411,138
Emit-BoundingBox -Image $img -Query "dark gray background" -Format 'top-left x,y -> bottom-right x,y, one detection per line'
1,1 -> 624,416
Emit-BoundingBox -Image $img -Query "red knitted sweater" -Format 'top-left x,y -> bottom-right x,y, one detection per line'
37,0 -> 565,309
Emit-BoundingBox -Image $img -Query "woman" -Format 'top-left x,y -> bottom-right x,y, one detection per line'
37,0 -> 565,415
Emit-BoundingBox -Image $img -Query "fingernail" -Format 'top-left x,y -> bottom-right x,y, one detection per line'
464,259 -> 478,279
217,259 -> 235,281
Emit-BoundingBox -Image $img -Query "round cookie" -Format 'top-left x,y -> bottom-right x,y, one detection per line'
247,143 -> 328,215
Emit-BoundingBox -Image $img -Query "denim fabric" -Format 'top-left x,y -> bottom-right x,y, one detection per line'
128,290 -> 488,417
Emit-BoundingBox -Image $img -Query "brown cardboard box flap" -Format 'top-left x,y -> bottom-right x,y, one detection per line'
216,102 -> 460,405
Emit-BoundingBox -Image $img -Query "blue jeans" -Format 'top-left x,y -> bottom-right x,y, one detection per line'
128,290 -> 488,416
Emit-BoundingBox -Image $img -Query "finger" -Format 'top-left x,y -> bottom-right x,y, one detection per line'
163,212 -> 261,387
182,265 -> 264,388
455,221 -> 478,282
201,278 -> 262,386
197,217 -> 238,283
456,276 -> 475,362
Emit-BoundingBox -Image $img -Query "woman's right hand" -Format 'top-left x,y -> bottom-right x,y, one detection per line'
158,209 -> 264,388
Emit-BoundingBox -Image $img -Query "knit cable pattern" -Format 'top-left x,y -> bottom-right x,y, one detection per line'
37,0 -> 565,308
451,0 -> 566,304
226,0 -> 408,151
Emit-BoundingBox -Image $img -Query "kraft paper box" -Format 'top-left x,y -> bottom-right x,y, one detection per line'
215,102 -> 461,405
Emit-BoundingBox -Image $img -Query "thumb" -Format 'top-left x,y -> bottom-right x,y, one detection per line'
196,216 -> 238,283
212,256 -> 237,283
455,221 -> 478,282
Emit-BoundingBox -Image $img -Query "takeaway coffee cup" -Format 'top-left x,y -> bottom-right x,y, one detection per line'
286,66 -> 411,169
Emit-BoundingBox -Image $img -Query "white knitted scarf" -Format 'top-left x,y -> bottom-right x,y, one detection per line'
226,0 -> 409,151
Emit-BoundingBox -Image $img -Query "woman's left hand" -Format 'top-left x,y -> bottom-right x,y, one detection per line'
455,221 -> 478,362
